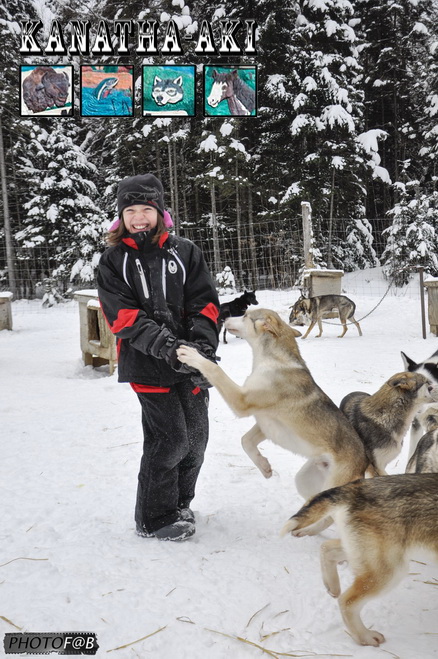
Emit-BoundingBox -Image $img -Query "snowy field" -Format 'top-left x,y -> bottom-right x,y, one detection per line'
1,269 -> 437,659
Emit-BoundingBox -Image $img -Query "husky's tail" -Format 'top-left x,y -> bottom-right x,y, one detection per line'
280,487 -> 344,537
346,300 -> 356,319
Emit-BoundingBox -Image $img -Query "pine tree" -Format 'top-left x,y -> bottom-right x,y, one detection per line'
356,0 -> 434,214
418,1 -> 438,184
338,218 -> 380,271
382,181 -> 438,284
15,121 -> 107,288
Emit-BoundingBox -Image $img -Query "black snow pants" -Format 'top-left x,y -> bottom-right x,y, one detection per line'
135,380 -> 209,533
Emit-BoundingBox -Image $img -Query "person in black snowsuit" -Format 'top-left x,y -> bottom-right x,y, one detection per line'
97,174 -> 219,541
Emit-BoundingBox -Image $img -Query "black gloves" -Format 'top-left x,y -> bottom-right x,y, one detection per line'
165,339 -> 197,374
184,341 -> 218,389
148,325 -> 193,374
148,324 -> 218,387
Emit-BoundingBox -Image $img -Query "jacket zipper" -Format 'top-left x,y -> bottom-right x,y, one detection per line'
162,258 -> 167,299
135,259 -> 149,299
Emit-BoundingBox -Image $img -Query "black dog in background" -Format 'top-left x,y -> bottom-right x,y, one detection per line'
218,290 -> 259,343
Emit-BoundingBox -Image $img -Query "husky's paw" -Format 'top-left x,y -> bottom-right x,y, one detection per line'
177,345 -> 206,370
326,585 -> 341,598
356,629 -> 385,647
256,456 -> 273,479
323,577 -> 341,598
279,518 -> 299,537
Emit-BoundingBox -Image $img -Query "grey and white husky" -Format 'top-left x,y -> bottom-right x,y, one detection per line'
289,294 -> 362,339
151,76 -> 184,106
401,348 -> 438,458
405,405 -> 438,473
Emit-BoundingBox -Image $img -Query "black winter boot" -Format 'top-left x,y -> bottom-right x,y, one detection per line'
179,507 -> 195,523
136,518 -> 195,541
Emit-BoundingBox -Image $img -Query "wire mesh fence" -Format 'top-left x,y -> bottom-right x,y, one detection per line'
0,215 -> 401,312
181,218 -> 304,291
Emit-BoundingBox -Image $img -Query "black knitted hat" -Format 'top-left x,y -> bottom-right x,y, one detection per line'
117,174 -> 164,217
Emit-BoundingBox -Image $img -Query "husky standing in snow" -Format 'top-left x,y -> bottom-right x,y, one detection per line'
281,474 -> 438,646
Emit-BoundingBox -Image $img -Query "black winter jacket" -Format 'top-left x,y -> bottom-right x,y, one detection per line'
97,229 -> 219,386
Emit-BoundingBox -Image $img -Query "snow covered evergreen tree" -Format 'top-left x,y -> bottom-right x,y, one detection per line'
254,0 -> 379,270
338,218 -> 380,271
383,182 -> 438,285
216,265 -> 236,294
356,0 -> 434,214
418,1 -> 438,183
15,122 -> 107,288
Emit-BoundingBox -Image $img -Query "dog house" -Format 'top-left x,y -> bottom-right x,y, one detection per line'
300,269 -> 344,320
0,292 -> 13,330
424,278 -> 438,336
302,269 -> 344,297
74,290 -> 117,374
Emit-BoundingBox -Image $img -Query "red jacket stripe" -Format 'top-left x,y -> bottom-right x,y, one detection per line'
130,383 -> 171,393
110,308 -> 139,333
200,302 -> 219,324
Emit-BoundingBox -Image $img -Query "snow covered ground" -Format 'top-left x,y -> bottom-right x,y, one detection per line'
1,269 -> 437,659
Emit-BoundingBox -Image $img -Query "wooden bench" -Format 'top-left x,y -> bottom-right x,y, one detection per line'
74,290 -> 117,374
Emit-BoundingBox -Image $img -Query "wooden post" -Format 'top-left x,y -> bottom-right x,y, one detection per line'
424,277 -> 438,337
419,267 -> 426,339
0,114 -> 17,297
301,201 -> 314,269
0,292 -> 13,330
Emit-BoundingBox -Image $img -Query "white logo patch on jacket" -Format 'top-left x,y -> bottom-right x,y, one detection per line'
168,260 -> 178,275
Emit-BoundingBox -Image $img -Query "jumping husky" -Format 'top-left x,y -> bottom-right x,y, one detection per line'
177,308 -> 368,509
289,294 -> 362,339
281,474 -> 438,646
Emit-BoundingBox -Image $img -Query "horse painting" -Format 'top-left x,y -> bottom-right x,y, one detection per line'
206,69 -> 255,116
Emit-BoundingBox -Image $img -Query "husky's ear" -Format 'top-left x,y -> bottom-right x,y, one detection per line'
261,313 -> 281,337
174,76 -> 183,85
388,373 -> 416,391
423,410 -> 438,430
290,327 -> 302,337
401,351 -> 416,371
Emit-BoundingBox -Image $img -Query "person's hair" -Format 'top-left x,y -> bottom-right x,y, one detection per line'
106,212 -> 167,247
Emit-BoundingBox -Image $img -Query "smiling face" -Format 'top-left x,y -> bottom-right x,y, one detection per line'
122,204 -> 158,233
